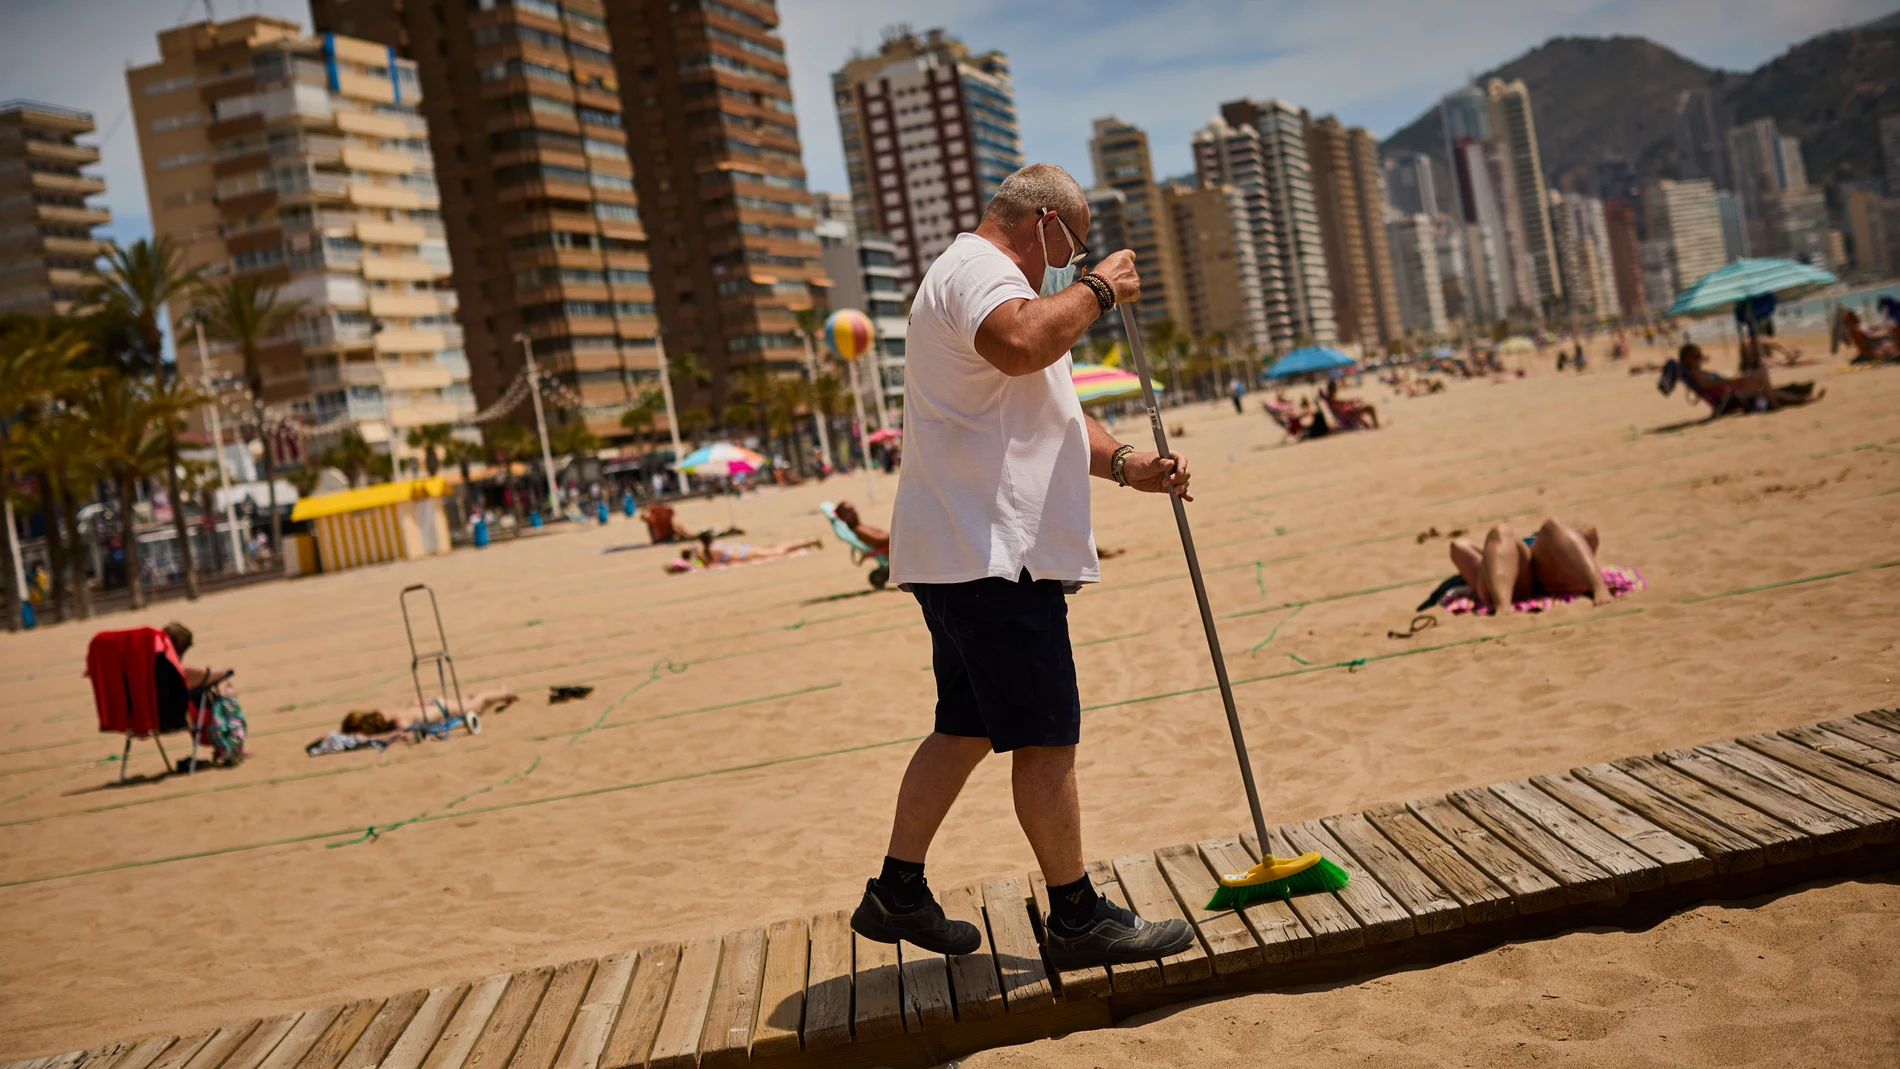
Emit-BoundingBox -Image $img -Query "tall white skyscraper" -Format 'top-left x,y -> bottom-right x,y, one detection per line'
1646,179 -> 1726,296
1387,213 -> 1448,338
1192,115 -> 1293,348
1211,98 -> 1336,345
1485,79 -> 1562,314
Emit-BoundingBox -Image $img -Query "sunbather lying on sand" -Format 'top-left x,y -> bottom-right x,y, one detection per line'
664,535 -> 824,573
340,689 -> 520,735
1448,517 -> 1609,613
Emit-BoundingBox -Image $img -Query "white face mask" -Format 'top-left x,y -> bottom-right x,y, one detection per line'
1039,210 -> 1079,297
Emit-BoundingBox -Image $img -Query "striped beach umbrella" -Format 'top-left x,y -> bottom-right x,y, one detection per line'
672,442 -> 765,475
1071,362 -> 1164,405
824,308 -> 875,361
1665,257 -> 1837,317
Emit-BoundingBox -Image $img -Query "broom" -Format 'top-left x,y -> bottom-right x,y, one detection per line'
1113,304 -> 1348,910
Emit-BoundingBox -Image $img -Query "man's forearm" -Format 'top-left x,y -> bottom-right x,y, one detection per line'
1085,415 -> 1123,480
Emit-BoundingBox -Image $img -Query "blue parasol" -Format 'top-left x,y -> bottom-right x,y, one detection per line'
1265,346 -> 1356,378
1665,258 -> 1836,318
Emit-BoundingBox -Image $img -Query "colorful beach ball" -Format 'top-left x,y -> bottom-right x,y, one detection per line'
824,308 -> 874,361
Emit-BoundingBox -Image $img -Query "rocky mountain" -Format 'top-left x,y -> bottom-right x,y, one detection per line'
1381,14 -> 1900,205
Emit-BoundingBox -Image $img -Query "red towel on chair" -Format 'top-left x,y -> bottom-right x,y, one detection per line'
88,628 -> 185,737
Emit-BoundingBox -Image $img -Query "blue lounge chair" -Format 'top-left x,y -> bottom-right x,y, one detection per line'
821,501 -> 889,589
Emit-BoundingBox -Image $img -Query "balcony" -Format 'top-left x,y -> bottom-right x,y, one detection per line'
354,219 -> 426,245
342,362 -> 384,386
379,363 -> 454,391
23,139 -> 100,165
30,171 -> 107,196
373,329 -> 447,355
34,203 -> 110,227
340,144 -> 417,175
332,109 -> 418,140
386,399 -> 464,428
361,255 -> 439,282
40,234 -> 106,258
367,291 -> 444,318
348,182 -> 425,210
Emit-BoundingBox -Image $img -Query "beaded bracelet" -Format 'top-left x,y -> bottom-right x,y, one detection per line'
1079,273 -> 1116,314
1110,443 -> 1136,486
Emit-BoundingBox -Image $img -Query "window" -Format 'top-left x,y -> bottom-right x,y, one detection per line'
590,171 -> 633,192
150,112 -> 203,133
509,0 -> 560,16
594,201 -> 640,223
144,73 -> 196,95
157,150 -> 208,170
696,0 -> 773,32
577,106 -> 621,128
583,137 -> 627,160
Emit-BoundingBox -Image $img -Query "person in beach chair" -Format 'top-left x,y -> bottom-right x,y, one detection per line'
1840,310 -> 1898,364
1660,344 -> 1820,417
1319,380 -> 1380,430
822,500 -> 892,588
87,622 -> 243,781
1260,393 -> 1304,440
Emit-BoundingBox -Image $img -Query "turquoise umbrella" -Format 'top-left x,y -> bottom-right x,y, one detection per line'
1665,258 -> 1836,317
1266,346 -> 1356,378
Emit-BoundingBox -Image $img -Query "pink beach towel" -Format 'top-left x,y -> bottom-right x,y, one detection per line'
1441,565 -> 1646,616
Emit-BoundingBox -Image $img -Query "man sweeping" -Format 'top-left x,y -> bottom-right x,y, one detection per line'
850,163 -> 1196,968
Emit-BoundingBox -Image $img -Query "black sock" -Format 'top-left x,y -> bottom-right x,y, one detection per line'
871,855 -> 928,911
1047,874 -> 1099,930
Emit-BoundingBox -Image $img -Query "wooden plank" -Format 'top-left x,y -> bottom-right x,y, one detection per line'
181,1023 -> 260,1069
1487,780 -> 1665,894
800,910 -> 854,1050
510,962 -> 595,1069
297,1001 -> 385,1069
1242,828 -> 1359,957
1450,787 -> 1617,902
698,929 -> 767,1068
982,876 -> 1054,1014
647,936 -> 720,1069
1781,725 -> 1900,782
1281,820 -> 1415,944
1364,803 -> 1516,923
218,1016 -> 301,1069
462,970 -> 552,1069
82,1041 -> 139,1069
1153,842 -> 1268,974
898,939 -> 955,1031
385,986 -> 473,1069
1612,755 -> 1813,865
1531,771 -> 1711,883
1405,796 -> 1565,913
1571,763 -> 1764,873
145,1033 -> 215,1069
1861,708 -> 1900,733
42,1052 -> 93,1069
1320,812 -> 1464,934
601,947 -> 678,1069
1085,858 -> 1164,994
1027,871 -> 1110,999
1201,835 -> 1314,963
339,990 -> 429,1069
105,1038 -> 181,1069
420,977 -> 509,1069
851,931 -> 905,1040
750,920 -> 807,1060
552,954 -> 635,1069
1822,716 -> 1900,759
935,884 -> 1005,1022
1701,740 -> 1900,842
1660,748 -> 1864,853
1738,733 -> 1900,812
1111,852 -> 1214,985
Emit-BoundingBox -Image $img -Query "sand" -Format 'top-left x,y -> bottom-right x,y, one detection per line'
1,335 -> 1896,1065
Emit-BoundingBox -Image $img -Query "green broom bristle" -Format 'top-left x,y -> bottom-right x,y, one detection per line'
1204,857 -> 1350,911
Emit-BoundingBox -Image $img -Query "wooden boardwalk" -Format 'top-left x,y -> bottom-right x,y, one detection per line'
12,709 -> 1900,1069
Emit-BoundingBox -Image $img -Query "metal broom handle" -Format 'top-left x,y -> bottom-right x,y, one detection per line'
1116,304 -> 1272,852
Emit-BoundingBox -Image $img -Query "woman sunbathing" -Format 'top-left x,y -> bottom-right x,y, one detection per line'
1448,517 -> 1607,614
1673,344 -> 1819,413
340,689 -> 520,735
664,534 -> 823,573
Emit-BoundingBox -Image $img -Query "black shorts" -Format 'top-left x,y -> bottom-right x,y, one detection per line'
911,571 -> 1081,752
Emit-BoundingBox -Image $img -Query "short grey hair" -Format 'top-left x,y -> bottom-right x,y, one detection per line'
982,163 -> 1087,227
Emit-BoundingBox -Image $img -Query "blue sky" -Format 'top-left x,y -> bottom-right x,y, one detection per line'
3,0 -> 1889,250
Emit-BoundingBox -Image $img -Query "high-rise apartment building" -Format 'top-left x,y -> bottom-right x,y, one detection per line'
316,0 -> 829,437
1088,116 -> 1187,329
1673,88 -> 1732,190
1215,98 -> 1335,345
1162,182 -> 1269,355
813,193 -> 905,417
1727,117 -> 1806,255
1383,152 -> 1436,217
129,16 -> 471,468
1433,220 -> 1472,323
309,0 -> 654,442
1386,213 -> 1448,339
1715,189 -> 1748,261
832,27 -> 1022,285
0,101 -> 110,317
1485,78 -> 1562,315
1438,85 -> 1489,149
1645,178 -> 1725,298
1079,184 -> 1129,350
1602,198 -> 1646,318
1305,117 -> 1398,349
1449,137 -> 1527,322
1842,186 -> 1896,276
1763,188 -> 1831,269
1638,238 -> 1675,314
1191,115 -> 1291,349
1548,192 -> 1619,322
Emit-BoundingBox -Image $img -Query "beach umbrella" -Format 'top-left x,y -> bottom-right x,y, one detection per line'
1497,336 -> 1536,356
866,427 -> 902,446
1071,361 -> 1165,405
1265,346 -> 1355,379
1665,258 -> 1837,318
672,442 -> 764,531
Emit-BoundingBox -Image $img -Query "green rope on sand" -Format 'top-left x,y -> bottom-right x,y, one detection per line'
327,755 -> 541,848
1254,561 -> 1265,597
1677,561 -> 1899,604
1248,604 -> 1304,656
1286,653 -> 1312,665
568,659 -> 688,748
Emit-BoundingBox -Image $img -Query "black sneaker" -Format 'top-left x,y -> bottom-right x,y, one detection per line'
1043,898 -> 1194,970
850,880 -> 982,955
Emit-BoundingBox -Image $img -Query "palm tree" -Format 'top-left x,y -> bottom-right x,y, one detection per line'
366,450 -> 394,485
83,373 -> 171,610
549,418 -> 599,494
618,389 -> 660,447
1149,318 -> 1184,401
143,370 -> 208,598
0,319 -> 88,629
15,411 -> 87,621
484,422 -> 535,517
768,375 -> 811,471
318,429 -> 376,488
441,435 -> 483,492
194,276 -> 305,568
732,361 -> 775,441
405,423 -> 455,478
284,466 -> 322,498
811,372 -> 845,470
676,405 -> 711,447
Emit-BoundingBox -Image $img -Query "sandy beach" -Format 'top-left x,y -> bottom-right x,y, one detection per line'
2,335 -> 1896,1065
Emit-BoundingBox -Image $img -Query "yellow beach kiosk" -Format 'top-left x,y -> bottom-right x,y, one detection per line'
289,478 -> 453,574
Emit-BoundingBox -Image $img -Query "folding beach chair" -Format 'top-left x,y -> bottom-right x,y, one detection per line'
87,627 -> 235,782
820,501 -> 890,589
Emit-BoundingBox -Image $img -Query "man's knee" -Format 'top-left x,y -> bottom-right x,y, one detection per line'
1011,744 -> 1076,771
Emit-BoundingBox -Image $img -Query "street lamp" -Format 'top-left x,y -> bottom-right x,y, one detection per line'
514,332 -> 563,518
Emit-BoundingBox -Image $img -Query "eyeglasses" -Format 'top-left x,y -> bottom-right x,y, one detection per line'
1042,207 -> 1090,268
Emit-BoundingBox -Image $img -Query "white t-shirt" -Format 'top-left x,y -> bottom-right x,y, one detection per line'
890,232 -> 1099,586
